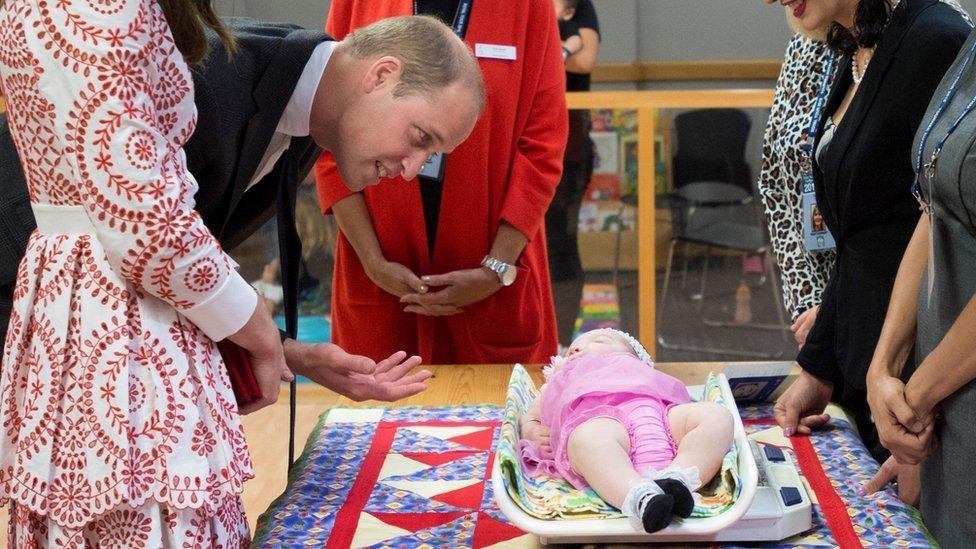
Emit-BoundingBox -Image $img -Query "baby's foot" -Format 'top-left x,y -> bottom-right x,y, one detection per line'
622,480 -> 674,533
654,478 -> 693,518
654,466 -> 701,518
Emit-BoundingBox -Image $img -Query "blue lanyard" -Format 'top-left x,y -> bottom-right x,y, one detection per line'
912,39 -> 976,200
414,0 -> 474,39
805,52 -> 836,153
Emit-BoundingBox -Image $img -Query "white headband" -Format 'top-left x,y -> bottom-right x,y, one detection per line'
604,328 -> 654,367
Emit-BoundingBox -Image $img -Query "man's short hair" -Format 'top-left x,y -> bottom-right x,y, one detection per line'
343,15 -> 485,110
563,0 -> 581,10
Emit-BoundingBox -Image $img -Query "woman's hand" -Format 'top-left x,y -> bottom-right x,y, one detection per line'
227,298 -> 294,415
860,456 -> 921,506
364,257 -> 427,299
399,268 -> 501,316
773,369 -> 833,436
791,305 -> 819,348
866,373 -> 932,464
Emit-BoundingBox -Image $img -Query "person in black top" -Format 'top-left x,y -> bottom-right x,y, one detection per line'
546,0 -> 601,347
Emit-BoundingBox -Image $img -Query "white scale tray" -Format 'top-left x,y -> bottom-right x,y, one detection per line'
492,374 -> 812,544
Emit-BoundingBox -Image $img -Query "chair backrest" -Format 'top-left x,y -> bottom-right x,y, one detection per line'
672,109 -> 752,193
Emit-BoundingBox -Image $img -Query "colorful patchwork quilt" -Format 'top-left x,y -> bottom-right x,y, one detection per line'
253,403 -> 936,548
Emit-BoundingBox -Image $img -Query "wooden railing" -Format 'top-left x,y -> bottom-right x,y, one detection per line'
592,60 -> 782,83
565,90 -> 775,353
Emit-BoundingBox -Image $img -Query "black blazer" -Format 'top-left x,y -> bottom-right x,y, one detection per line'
0,18 -> 331,346
799,0 -> 971,393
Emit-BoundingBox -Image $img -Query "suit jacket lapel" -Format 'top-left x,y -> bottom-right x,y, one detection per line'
221,29 -> 328,236
816,2 -> 914,178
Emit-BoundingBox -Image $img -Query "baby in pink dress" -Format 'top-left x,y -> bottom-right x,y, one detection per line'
519,328 -> 734,532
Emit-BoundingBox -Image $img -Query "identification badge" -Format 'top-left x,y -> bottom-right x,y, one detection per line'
475,43 -> 517,60
419,152 -> 446,182
801,173 -> 835,252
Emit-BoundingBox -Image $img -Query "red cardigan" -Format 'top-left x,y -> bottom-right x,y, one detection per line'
316,0 -> 567,364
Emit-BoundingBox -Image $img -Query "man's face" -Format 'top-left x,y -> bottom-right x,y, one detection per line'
332,78 -> 479,192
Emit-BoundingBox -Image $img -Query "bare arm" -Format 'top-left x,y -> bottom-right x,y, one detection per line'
332,193 -> 426,298
564,28 -> 599,74
867,216 -> 929,382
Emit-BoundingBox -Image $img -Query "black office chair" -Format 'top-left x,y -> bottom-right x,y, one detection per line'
657,109 -> 788,358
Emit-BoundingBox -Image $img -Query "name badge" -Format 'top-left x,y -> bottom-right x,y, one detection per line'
475,43 -> 517,61
418,152 -> 446,182
801,173 -> 836,253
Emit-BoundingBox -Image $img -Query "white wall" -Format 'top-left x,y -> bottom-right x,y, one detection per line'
215,0 -> 976,64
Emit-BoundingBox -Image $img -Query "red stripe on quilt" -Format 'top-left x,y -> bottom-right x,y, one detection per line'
742,418 -> 861,548
326,422 -> 398,549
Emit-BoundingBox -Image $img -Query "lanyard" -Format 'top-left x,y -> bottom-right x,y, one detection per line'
804,52 -> 837,157
912,38 -> 976,207
414,0 -> 474,39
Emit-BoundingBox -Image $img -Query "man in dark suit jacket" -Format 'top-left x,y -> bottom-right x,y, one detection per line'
0,16 -> 484,403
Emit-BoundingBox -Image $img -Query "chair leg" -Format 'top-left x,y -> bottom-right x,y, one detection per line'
695,246 -> 711,311
680,242 -> 691,290
766,253 -> 791,343
658,239 -> 678,313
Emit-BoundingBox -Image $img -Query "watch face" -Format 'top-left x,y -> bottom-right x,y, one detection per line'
501,265 -> 517,286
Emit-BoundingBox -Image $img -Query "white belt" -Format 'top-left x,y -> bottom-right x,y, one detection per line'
31,203 -> 96,235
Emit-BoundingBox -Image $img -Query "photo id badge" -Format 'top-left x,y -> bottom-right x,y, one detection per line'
801,174 -> 835,252
419,152 -> 446,182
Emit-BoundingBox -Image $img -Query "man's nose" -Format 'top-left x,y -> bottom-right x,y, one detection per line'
401,151 -> 430,181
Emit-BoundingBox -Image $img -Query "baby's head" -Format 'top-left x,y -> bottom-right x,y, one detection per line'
552,328 -> 653,371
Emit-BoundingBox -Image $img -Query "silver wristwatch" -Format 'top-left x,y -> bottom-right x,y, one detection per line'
481,255 -> 517,286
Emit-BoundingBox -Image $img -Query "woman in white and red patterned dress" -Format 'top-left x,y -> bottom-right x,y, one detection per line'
0,0 -> 291,545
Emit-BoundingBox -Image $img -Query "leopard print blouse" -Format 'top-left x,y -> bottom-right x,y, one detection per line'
758,35 -> 835,321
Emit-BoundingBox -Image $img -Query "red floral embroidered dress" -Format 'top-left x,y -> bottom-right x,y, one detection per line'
0,0 -> 257,545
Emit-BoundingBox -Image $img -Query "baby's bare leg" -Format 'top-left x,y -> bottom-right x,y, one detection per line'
666,402 -> 734,488
566,417 -> 639,508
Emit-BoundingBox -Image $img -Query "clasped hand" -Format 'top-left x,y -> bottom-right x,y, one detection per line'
400,268 -> 502,316
866,373 -> 934,465
365,258 -> 501,316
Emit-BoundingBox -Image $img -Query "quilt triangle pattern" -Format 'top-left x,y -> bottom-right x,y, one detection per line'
364,480 -> 467,514
471,512 -> 526,548
392,426 -> 475,453
385,451 -> 489,483
363,512 -> 479,549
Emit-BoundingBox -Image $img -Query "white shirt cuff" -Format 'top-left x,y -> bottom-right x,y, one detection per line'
182,271 -> 258,341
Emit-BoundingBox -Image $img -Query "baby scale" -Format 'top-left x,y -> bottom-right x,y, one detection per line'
491,374 -> 813,544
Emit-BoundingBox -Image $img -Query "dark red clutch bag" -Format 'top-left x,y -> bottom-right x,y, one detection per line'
216,339 -> 262,407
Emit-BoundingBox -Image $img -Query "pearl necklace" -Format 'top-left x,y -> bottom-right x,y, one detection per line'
851,0 -> 899,86
851,48 -> 873,85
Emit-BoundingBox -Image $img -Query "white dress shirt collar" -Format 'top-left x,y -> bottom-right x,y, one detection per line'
276,40 -> 337,137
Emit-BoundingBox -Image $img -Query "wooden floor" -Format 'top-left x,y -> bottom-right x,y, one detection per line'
0,362 -> 756,541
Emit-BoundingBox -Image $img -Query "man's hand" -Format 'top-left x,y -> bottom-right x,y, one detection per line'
285,340 -> 432,402
867,374 -> 932,464
399,267 -> 502,316
774,369 -> 833,436
860,456 -> 921,506
364,258 -> 427,299
791,305 -> 819,348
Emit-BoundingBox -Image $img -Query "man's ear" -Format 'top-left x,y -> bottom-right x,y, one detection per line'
363,56 -> 403,93
563,7 -> 576,20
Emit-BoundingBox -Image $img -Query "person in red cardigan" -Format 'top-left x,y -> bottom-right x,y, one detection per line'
316,0 -> 567,364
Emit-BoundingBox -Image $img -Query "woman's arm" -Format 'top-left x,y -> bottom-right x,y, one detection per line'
905,293 -> 976,419
867,216 -> 929,382
865,216 -> 932,463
